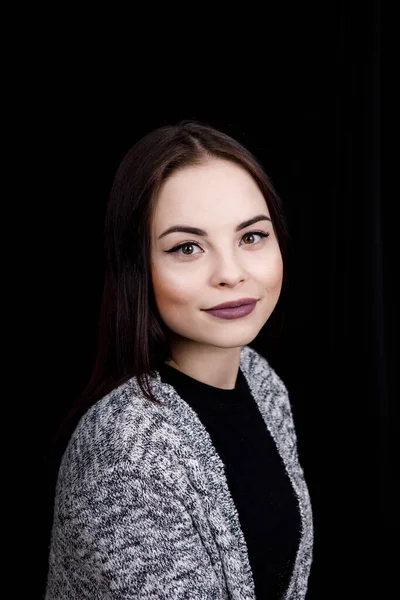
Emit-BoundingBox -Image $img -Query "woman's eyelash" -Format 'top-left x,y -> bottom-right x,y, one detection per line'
165,231 -> 270,256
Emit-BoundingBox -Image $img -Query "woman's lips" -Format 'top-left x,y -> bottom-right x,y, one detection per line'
203,301 -> 257,320
204,297 -> 258,310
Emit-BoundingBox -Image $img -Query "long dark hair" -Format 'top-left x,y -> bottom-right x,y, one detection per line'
48,119 -> 290,458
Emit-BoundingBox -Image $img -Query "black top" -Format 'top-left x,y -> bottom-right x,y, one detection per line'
157,362 -> 301,600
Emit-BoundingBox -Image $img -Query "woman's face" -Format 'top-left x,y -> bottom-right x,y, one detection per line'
150,159 -> 283,353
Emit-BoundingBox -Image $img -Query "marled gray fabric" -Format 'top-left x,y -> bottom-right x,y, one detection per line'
45,345 -> 313,599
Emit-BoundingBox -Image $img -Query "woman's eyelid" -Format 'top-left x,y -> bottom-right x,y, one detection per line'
169,230 -> 270,255
173,228 -> 270,248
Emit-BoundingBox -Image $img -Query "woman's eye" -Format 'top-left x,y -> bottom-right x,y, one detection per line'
242,231 -> 269,245
166,231 -> 270,258
172,242 -> 202,257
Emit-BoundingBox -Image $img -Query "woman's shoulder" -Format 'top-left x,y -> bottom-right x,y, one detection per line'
59,375 -> 175,485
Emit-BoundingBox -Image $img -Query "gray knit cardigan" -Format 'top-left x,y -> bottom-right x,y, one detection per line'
45,344 -> 313,599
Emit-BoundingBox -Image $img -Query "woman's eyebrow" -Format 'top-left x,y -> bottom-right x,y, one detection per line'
158,214 -> 271,240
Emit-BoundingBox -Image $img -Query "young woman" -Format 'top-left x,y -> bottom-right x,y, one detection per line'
45,120 -> 313,599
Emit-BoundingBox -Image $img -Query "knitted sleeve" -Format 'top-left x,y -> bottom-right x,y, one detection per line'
45,453 -> 226,599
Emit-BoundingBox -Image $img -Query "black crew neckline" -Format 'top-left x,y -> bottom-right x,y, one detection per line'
156,362 -> 250,406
